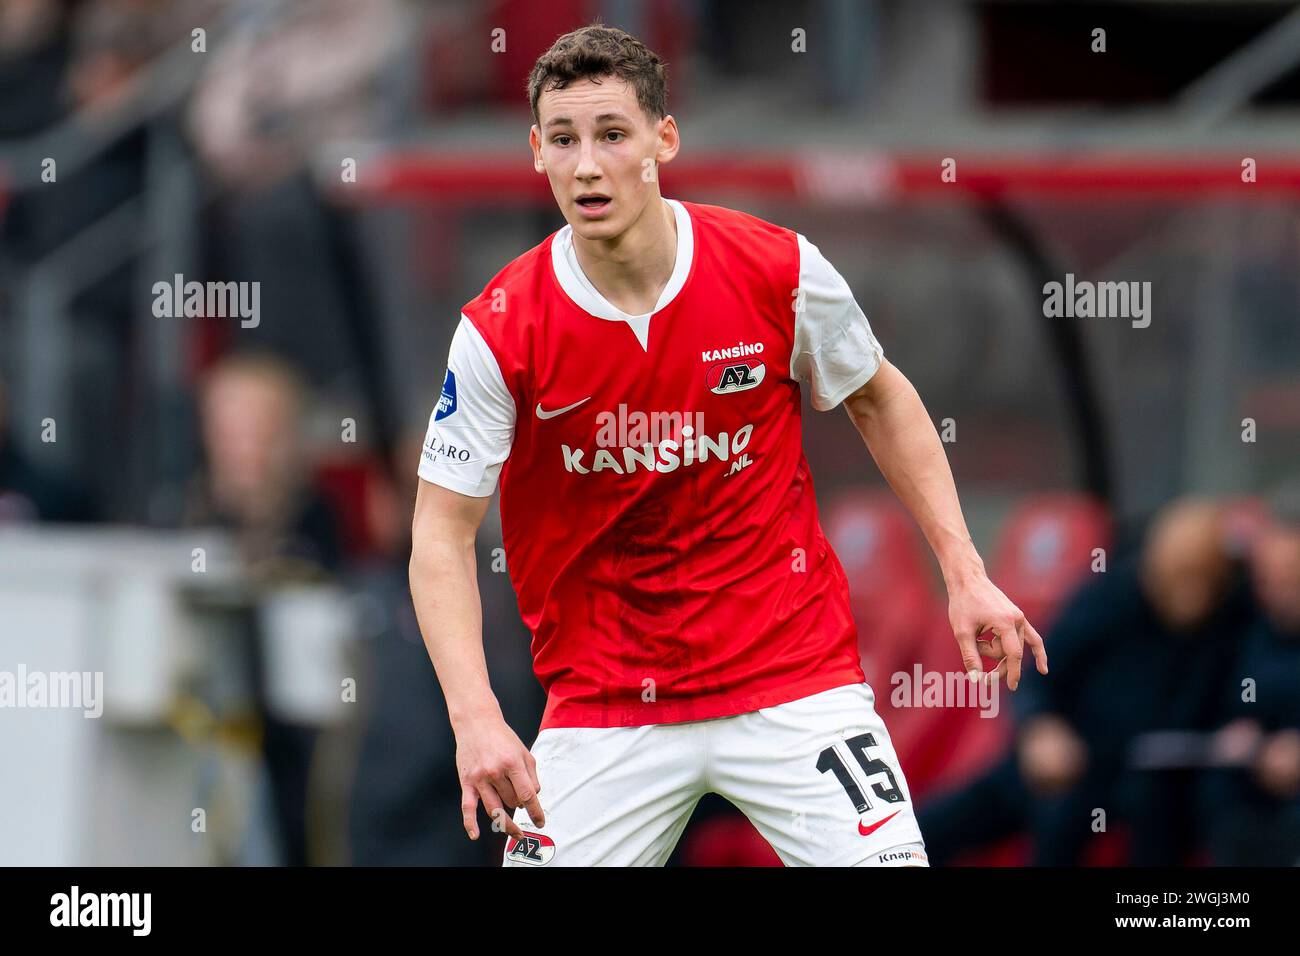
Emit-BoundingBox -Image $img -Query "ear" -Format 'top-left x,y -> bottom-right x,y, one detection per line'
656,115 -> 680,167
529,125 -> 545,174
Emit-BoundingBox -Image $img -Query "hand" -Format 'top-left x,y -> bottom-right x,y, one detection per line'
1210,718 -> 1263,765
455,713 -> 545,841
1253,729 -> 1300,799
1018,714 -> 1088,795
947,571 -> 1047,691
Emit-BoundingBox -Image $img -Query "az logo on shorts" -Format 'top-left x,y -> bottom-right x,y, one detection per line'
505,831 -> 556,865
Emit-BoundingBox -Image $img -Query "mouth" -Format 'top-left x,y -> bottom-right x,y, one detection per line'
574,194 -> 612,217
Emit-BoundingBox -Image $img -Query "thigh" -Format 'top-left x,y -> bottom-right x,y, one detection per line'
502,721 -> 705,867
710,682 -> 927,867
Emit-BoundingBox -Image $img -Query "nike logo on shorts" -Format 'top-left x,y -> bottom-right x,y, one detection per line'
858,809 -> 901,837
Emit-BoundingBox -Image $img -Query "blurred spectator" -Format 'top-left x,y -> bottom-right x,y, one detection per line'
66,0 -> 165,118
187,0 -> 408,465
185,351 -> 340,574
187,0 -> 402,191
346,422 -> 544,865
184,350 -> 343,865
0,371 -> 92,522
920,497 -> 1251,865
1201,484 -> 1300,865
0,0 -> 75,138
1,0 -> 198,520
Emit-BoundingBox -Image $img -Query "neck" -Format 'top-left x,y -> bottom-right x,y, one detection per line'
571,195 -> 677,315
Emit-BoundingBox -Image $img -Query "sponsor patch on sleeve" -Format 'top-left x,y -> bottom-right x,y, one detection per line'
435,368 -> 457,421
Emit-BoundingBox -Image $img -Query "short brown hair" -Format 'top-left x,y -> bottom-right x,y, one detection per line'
527,23 -> 667,126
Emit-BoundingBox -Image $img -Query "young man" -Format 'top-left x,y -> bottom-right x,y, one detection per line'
409,24 -> 1047,867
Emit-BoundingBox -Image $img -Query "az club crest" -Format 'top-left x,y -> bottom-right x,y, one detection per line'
707,359 -> 765,395
505,830 -> 556,865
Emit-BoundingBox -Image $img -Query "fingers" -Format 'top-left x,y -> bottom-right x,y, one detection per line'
981,619 -> 1047,690
495,774 -> 521,810
477,782 -> 525,840
527,751 -> 542,794
464,761 -> 543,842
1021,619 -> 1049,675
966,622 -> 1034,689
974,619 -> 1022,690
459,732 -> 543,843
953,628 -> 985,682
508,766 -> 546,829
461,783 -> 481,841
1000,620 -> 1025,690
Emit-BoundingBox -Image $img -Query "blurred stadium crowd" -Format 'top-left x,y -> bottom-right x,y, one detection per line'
2,0 -> 1299,865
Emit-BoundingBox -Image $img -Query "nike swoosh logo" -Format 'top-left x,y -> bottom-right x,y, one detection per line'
858,809 -> 902,837
535,397 -> 592,420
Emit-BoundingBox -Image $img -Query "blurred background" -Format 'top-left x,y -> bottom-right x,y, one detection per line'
1,0 -> 1299,866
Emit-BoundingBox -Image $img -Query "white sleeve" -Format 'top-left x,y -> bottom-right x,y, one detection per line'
790,233 -> 885,410
417,315 -> 516,497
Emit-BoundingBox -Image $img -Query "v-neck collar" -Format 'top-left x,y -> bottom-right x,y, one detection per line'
550,197 -> 694,351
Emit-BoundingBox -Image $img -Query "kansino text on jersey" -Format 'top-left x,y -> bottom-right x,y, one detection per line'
701,341 -> 764,362
562,423 -> 754,475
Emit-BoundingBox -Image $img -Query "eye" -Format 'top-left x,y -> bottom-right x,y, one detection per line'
553,135 -> 573,147
605,131 -> 625,143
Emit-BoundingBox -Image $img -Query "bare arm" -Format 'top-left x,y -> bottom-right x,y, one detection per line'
842,359 -> 1048,690
409,477 -> 543,839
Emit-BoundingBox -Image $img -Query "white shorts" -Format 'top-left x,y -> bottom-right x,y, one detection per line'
502,681 -> 927,867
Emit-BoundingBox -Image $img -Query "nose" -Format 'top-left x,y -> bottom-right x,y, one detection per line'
574,140 -> 601,182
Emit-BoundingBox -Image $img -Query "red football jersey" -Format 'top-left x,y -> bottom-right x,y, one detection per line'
419,199 -> 885,729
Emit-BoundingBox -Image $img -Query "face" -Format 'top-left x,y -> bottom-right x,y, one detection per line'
530,76 -> 678,241
1146,544 -> 1230,632
201,372 -> 299,503
1142,506 -> 1231,633
1253,524 -> 1300,633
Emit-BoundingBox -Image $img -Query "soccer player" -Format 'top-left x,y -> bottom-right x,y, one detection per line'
409,23 -> 1047,867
